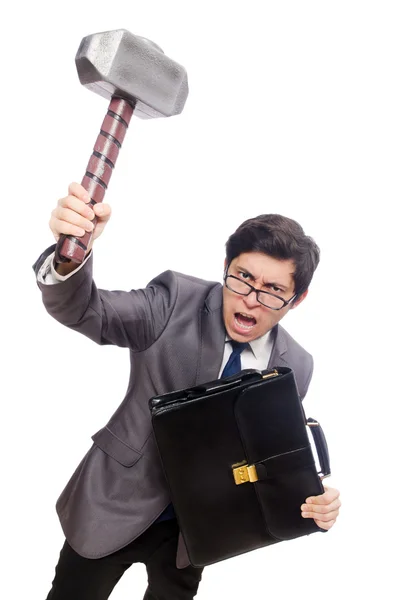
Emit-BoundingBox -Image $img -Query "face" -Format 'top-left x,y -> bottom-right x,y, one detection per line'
222,252 -> 308,343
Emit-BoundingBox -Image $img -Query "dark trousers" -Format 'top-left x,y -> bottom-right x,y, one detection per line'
46,519 -> 203,600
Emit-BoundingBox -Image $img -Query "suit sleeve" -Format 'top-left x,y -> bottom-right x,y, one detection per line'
32,244 -> 57,276
299,355 -> 314,401
34,247 -> 177,351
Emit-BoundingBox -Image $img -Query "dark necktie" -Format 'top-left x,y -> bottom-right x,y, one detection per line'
221,340 -> 249,378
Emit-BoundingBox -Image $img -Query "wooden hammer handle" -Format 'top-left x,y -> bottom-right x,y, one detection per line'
55,97 -> 135,264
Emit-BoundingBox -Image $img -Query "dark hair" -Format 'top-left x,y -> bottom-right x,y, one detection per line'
225,214 -> 320,300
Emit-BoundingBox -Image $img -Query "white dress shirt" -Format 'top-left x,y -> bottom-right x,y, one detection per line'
37,250 -> 90,285
38,252 -> 275,371
217,333 -> 274,377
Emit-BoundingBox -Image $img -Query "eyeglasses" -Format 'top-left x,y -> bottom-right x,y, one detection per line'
224,274 -> 296,311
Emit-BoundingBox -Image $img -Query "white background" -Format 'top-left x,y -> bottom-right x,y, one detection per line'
2,1 -> 397,598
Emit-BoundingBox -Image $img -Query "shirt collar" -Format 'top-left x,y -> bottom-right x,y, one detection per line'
225,330 -> 273,360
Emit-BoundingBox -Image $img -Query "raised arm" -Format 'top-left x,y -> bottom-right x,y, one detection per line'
35,182 -> 177,350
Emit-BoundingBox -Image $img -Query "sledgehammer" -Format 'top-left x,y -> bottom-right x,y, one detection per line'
55,29 -> 188,264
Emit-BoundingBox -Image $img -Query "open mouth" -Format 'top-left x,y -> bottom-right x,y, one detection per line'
234,312 -> 257,330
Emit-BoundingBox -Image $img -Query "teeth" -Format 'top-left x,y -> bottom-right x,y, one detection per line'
235,315 -> 255,330
239,312 -> 254,319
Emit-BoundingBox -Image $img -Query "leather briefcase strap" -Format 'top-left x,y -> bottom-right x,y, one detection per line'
254,445 -> 314,480
234,422 -> 331,485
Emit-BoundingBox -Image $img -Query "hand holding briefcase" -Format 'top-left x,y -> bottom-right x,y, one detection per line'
150,367 -> 331,567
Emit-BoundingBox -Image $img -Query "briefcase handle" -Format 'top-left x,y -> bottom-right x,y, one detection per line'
186,369 -> 263,399
307,418 -> 331,479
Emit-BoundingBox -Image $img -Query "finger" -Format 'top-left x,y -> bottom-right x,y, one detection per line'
68,182 -> 91,203
306,487 -> 340,505
93,203 -> 111,221
58,196 -> 96,221
301,498 -> 341,515
302,508 -> 339,522
53,207 -> 95,233
49,216 -> 86,239
314,519 -> 336,531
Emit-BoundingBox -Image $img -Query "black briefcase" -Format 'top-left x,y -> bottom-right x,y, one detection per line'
149,367 -> 331,567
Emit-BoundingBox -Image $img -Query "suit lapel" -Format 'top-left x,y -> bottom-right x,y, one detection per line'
268,325 -> 290,369
195,284 -> 226,385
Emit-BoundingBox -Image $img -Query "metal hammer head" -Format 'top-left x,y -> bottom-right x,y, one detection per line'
75,29 -> 188,119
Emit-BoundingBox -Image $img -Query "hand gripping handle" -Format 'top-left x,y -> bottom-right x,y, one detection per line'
307,418 -> 331,478
55,97 -> 135,264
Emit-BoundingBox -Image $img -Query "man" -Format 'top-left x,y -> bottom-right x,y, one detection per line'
34,182 -> 341,600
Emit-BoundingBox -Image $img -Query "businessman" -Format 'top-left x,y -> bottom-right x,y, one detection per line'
34,182 -> 341,600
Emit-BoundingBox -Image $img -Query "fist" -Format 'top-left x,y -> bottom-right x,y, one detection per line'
49,182 -> 112,252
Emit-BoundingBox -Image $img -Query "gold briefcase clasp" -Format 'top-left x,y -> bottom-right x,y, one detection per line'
232,464 -> 258,485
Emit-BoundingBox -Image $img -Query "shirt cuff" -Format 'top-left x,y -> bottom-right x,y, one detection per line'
37,251 -> 92,284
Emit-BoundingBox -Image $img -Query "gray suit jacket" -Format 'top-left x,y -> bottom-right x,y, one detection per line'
35,248 -> 313,568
